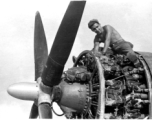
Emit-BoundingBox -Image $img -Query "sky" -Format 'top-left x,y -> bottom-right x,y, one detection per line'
0,0 -> 152,119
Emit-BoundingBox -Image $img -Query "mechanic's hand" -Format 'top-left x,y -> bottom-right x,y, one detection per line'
94,51 -> 102,57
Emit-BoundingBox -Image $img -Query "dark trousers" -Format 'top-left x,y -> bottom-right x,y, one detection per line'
112,41 -> 137,63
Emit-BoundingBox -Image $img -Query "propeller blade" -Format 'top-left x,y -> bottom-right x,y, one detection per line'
29,103 -> 38,119
38,103 -> 52,118
34,11 -> 48,81
42,1 -> 86,87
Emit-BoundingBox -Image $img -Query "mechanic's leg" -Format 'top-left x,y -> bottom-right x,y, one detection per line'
115,42 -> 141,67
126,51 -> 141,68
126,50 -> 137,62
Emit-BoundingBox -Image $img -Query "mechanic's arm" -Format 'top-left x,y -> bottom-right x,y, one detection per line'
93,35 -> 100,55
93,41 -> 100,53
102,26 -> 112,55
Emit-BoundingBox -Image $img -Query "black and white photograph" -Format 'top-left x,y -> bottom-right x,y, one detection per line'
1,0 -> 152,119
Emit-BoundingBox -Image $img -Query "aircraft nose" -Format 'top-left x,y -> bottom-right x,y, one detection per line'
7,82 -> 39,101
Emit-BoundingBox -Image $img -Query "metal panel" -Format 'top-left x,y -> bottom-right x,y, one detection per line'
136,51 -> 152,118
136,51 -> 152,76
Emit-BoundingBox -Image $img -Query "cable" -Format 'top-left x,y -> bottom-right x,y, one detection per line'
51,105 -> 64,116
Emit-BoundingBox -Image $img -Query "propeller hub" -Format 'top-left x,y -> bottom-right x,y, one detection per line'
7,82 -> 39,101
37,78 -> 53,105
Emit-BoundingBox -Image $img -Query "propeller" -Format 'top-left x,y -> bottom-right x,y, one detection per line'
41,1 -> 86,87
29,103 -> 38,118
29,11 -> 48,118
34,11 -> 48,81
7,1 -> 86,119
30,1 -> 86,119
38,103 -> 52,118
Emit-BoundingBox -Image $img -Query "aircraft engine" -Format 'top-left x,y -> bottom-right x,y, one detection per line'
53,49 -> 151,119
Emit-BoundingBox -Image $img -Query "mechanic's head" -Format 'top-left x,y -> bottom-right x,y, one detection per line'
88,19 -> 103,34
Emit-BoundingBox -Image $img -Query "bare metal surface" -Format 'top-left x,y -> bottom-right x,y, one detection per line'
137,52 -> 152,119
59,80 -> 88,113
95,57 -> 105,119
7,82 -> 39,101
37,78 -> 52,105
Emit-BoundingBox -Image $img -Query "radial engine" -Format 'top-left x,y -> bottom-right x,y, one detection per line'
54,49 -> 152,119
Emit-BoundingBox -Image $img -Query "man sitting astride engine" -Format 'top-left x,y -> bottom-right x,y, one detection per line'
88,19 -> 141,68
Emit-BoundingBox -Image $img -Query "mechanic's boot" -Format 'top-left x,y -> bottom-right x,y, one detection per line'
72,56 -> 77,63
134,59 -> 142,68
